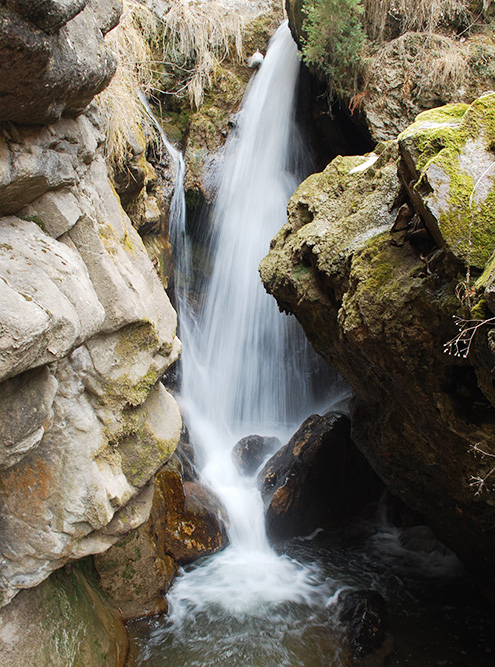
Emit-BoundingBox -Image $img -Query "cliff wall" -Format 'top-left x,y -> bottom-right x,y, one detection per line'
0,0 -> 182,612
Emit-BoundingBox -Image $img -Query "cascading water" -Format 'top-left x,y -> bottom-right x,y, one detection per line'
167,19 -> 338,614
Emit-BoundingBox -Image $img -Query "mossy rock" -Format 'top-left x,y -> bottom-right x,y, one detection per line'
398,93 -> 495,270
0,560 -> 128,667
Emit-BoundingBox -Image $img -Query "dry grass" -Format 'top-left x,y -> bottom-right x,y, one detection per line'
366,31 -> 471,98
96,0 -> 159,168
363,0 -> 471,40
95,0 -> 248,170
161,0 -> 245,108
428,42 -> 468,91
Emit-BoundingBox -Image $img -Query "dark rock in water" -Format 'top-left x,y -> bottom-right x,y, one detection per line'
175,424 -> 199,482
155,462 -> 229,565
258,413 -> 384,540
338,589 -> 391,666
232,434 -> 281,476
399,525 -> 452,556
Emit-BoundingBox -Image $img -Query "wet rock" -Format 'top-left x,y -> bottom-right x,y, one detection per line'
94,495 -> 177,622
338,589 -> 391,666
0,561 -> 129,667
232,434 -> 281,476
399,525 -> 452,556
258,413 -> 384,540
0,2 -> 119,125
175,425 -> 199,482
153,461 -> 228,565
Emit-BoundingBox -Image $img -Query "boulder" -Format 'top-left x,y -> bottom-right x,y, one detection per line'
260,94 -> 495,596
0,1 -> 120,125
338,589 -> 391,666
232,434 -> 281,476
0,561 -> 129,667
152,461 -> 228,565
398,94 -> 495,270
398,525 -> 452,556
258,413 -> 384,540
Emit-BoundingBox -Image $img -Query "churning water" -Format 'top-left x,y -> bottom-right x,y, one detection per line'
129,22 -> 495,667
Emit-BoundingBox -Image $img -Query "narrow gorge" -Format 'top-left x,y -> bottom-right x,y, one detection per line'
1,1 -> 495,666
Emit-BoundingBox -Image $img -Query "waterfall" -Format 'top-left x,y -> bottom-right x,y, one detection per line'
160,20 -> 335,620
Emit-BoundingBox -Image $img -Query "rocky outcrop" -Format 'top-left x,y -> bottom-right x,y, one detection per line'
0,107 -> 181,607
260,94 -> 495,595
0,561 -> 129,667
258,413 -> 384,540
0,0 -> 121,125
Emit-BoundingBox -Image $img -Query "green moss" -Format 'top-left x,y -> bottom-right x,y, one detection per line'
21,215 -> 46,232
400,94 -> 495,270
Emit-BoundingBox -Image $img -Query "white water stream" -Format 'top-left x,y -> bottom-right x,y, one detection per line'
164,21 -> 340,621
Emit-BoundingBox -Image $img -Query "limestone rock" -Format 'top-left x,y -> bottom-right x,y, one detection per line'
0,361 -> 180,607
0,366 -> 57,470
0,217 -> 105,382
0,0 -> 119,125
0,108 -> 182,608
20,189 -> 83,238
0,562 -> 129,667
258,413 -> 383,540
0,112 -> 102,216
5,0 -> 88,33
232,434 -> 281,476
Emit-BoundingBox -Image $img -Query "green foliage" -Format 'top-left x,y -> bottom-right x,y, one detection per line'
301,0 -> 367,98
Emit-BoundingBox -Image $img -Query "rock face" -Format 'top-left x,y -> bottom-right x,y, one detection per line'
0,0 -> 120,125
362,31 -> 495,142
0,561 -> 129,667
260,94 -> 495,595
258,413 -> 384,540
0,108 -> 182,608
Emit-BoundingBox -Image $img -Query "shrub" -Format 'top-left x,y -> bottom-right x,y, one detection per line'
301,0 -> 367,99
